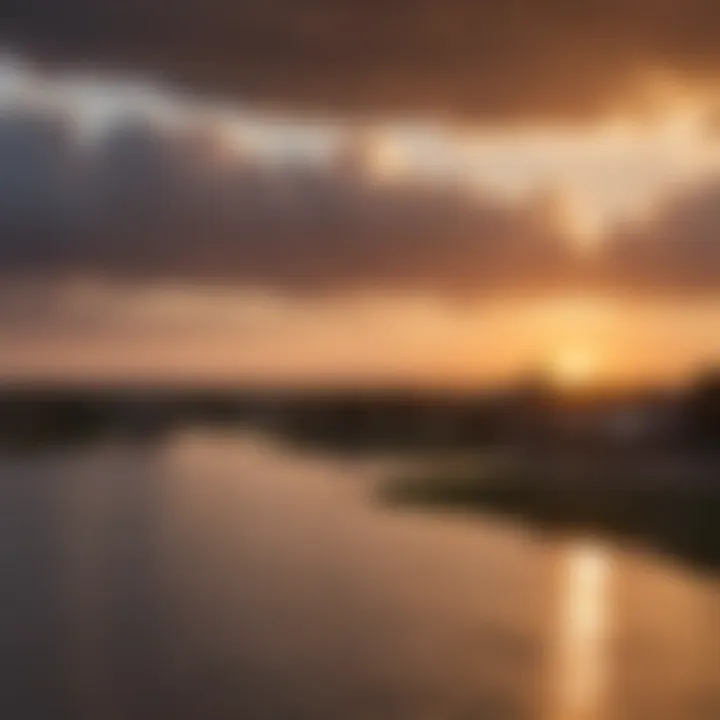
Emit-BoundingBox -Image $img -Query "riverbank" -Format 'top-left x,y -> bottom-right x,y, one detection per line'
383,452 -> 720,569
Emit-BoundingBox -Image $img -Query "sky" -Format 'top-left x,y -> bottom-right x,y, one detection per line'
0,2 -> 719,386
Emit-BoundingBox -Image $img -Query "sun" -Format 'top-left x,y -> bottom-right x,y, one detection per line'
550,347 -> 600,390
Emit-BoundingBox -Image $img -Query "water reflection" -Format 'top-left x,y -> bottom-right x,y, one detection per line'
551,543 -> 612,720
0,432 -> 716,720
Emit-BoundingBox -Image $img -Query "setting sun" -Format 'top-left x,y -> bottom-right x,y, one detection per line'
550,347 -> 601,389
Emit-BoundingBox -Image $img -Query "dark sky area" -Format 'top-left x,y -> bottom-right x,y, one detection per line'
3,0 -> 720,121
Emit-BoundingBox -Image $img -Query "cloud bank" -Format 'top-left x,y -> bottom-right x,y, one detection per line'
0,105 -> 718,295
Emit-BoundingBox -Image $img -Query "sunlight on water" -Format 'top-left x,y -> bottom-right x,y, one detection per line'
0,433 -> 716,719
551,543 -> 612,720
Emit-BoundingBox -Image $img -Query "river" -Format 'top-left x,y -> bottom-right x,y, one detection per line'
0,430 -> 717,719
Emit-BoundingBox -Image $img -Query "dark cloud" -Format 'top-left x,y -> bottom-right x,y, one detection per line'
0,108 -> 575,293
0,107 -> 718,295
2,1 -> 720,121
605,180 -> 720,292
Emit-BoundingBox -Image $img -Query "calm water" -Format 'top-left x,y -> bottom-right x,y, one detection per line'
0,431 -> 717,720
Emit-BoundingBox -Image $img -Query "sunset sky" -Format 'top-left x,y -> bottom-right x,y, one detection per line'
0,1 -> 719,386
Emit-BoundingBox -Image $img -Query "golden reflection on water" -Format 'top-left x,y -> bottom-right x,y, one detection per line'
551,543 -> 612,720
0,434 -> 714,719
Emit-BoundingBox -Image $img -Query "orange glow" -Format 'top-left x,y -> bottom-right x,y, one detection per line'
550,347 -> 601,390
0,282 -> 718,386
